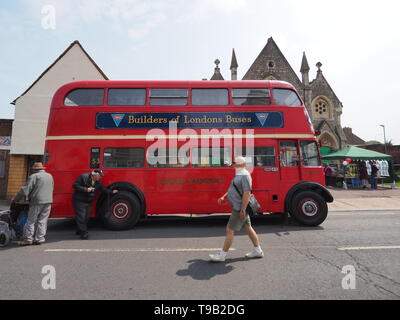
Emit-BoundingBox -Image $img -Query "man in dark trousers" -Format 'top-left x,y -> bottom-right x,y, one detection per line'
72,169 -> 117,239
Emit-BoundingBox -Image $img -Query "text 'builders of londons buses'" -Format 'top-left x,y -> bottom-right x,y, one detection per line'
96,112 -> 284,129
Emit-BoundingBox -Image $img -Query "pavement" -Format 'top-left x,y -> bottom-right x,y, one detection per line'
1,185 -> 399,212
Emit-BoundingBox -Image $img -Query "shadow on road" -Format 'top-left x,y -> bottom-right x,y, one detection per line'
1,214 -> 324,250
48,215 -> 323,240
176,257 -> 249,280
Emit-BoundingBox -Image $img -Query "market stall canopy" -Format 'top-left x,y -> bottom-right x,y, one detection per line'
322,146 -> 392,160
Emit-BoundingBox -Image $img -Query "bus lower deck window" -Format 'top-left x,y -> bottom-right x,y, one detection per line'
90,148 -> 100,169
103,148 -> 144,168
192,147 -> 231,167
300,141 -> 321,166
147,148 -> 188,168
279,141 -> 299,166
236,146 -> 276,167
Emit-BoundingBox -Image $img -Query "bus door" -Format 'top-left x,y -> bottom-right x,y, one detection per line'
279,140 -> 300,183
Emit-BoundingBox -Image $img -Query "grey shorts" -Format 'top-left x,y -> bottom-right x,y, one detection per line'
227,210 -> 251,231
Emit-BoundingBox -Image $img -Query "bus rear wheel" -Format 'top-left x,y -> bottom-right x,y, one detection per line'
290,191 -> 328,226
100,191 -> 141,230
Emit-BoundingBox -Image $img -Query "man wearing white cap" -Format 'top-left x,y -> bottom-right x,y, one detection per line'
209,156 -> 263,262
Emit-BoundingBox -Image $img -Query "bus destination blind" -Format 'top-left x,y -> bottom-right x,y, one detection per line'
96,112 -> 284,129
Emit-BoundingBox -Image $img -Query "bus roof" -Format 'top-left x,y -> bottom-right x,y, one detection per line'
54,80 -> 296,96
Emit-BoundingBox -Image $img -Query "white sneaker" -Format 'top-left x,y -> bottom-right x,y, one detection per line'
209,252 -> 226,262
245,249 -> 264,259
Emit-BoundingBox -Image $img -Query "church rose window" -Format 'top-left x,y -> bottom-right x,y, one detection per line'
273,89 -> 302,106
312,98 -> 331,118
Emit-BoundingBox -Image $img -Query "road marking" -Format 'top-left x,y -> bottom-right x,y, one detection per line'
329,212 -> 399,216
44,248 -> 235,253
337,245 -> 400,251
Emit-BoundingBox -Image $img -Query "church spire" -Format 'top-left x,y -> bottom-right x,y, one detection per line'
230,49 -> 238,80
300,51 -> 310,73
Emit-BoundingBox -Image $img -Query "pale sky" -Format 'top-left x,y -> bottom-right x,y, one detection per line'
1,0 -> 399,144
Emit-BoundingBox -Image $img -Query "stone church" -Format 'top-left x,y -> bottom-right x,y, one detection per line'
210,37 -> 363,150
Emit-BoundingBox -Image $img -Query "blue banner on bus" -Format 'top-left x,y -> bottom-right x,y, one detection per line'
96,112 -> 284,129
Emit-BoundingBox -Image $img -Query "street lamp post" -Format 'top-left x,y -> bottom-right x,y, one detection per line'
380,124 -> 387,154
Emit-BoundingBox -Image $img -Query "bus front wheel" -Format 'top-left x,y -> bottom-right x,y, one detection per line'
100,191 -> 141,230
290,191 -> 328,226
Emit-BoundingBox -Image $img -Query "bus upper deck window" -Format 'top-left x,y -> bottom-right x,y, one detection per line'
64,88 -> 104,106
232,89 -> 270,105
273,89 -> 302,106
108,88 -> 146,106
191,89 -> 228,106
150,89 -> 188,106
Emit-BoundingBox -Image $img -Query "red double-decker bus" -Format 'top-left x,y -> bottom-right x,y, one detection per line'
44,80 -> 333,230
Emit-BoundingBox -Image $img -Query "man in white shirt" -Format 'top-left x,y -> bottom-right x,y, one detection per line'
209,156 -> 264,262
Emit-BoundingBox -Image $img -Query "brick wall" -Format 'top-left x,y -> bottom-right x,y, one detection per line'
0,151 -> 10,198
6,155 -> 28,200
0,120 -> 12,135
0,119 -> 12,199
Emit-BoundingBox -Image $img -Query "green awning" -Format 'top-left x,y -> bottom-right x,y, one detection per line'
322,146 -> 392,160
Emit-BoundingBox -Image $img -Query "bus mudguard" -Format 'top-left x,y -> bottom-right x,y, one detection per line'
284,181 -> 333,213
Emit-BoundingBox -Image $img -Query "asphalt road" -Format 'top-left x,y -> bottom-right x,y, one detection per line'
1,210 -> 400,300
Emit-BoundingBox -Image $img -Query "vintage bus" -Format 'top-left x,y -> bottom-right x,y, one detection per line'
44,80 -> 333,230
